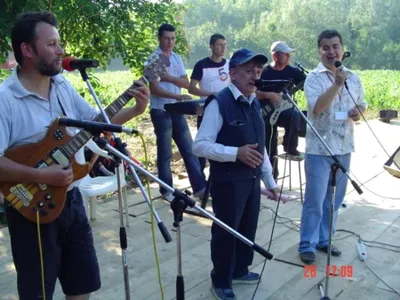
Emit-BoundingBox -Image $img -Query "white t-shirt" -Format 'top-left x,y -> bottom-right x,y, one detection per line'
190,57 -> 230,94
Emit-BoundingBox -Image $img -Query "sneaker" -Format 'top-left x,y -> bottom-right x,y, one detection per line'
317,245 -> 342,257
232,272 -> 260,285
211,285 -> 236,300
299,251 -> 315,264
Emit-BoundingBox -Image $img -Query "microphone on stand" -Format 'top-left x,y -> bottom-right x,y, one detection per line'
254,79 -> 293,91
62,57 -> 99,71
58,118 -> 139,135
295,61 -> 308,74
342,51 -> 351,61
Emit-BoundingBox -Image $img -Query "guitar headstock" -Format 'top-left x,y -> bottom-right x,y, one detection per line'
143,53 -> 170,83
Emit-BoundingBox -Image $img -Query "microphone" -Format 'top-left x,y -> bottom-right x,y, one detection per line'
62,57 -> 99,71
295,61 -> 308,74
334,61 -> 350,90
58,118 -> 139,135
342,51 -> 351,61
255,79 -> 293,89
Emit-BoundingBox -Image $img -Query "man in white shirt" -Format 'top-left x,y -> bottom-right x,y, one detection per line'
149,23 -> 206,200
298,29 -> 367,264
193,48 -> 279,300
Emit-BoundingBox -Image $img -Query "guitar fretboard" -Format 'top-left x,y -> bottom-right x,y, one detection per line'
60,76 -> 146,158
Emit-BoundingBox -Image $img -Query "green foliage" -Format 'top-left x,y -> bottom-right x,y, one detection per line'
63,69 -> 400,113
0,0 -> 188,72
183,0 -> 400,70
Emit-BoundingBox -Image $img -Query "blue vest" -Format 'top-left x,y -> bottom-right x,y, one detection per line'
206,87 -> 265,183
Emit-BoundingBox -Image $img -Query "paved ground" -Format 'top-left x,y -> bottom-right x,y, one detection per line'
1,119 -> 400,300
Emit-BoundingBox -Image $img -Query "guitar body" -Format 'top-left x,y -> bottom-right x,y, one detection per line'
0,121 -> 89,224
0,53 -> 170,224
260,81 -> 304,126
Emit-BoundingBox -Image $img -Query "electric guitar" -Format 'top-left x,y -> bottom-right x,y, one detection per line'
261,80 -> 304,126
0,53 -> 170,224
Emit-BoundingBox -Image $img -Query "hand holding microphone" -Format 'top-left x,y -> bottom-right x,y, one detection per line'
334,61 -> 347,87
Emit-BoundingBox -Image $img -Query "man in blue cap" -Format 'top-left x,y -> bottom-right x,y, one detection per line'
193,49 -> 279,300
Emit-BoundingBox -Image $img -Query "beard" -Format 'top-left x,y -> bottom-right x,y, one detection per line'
36,56 -> 61,76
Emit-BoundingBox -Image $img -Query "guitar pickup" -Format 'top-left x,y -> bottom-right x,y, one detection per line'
10,184 -> 33,207
49,148 -> 70,165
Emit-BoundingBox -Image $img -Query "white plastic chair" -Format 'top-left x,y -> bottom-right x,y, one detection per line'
77,139 -> 130,226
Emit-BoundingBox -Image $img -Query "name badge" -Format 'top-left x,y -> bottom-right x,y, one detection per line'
335,111 -> 348,121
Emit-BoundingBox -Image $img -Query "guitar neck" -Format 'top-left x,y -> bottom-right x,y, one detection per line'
60,76 -> 146,158
95,75 -> 147,122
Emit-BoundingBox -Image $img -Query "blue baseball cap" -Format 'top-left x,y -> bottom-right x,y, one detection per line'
229,48 -> 268,69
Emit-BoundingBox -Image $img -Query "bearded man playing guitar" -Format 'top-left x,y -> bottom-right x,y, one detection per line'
256,41 -> 306,179
0,12 -> 149,300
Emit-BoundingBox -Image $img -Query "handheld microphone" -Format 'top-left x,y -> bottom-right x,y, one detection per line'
58,118 -> 139,135
62,57 -> 99,71
334,61 -> 351,91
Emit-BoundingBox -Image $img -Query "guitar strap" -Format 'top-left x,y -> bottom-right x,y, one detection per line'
57,95 -> 67,116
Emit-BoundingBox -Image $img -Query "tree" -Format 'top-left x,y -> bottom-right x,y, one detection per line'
182,0 -> 400,70
0,0 -> 188,73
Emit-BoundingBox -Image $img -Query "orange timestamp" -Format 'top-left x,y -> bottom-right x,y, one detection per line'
304,265 -> 353,278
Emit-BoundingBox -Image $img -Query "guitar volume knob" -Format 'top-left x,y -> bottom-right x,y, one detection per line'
39,210 -> 48,216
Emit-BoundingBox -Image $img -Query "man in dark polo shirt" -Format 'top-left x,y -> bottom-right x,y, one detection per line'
256,41 -> 306,178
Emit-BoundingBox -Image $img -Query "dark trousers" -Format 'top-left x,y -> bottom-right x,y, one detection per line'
6,188 -> 101,299
210,178 -> 261,288
265,108 -> 300,177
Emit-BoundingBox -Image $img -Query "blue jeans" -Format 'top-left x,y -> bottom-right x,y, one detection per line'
299,153 -> 351,253
150,109 -> 206,195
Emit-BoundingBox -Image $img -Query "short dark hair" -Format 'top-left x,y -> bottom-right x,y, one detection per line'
209,34 -> 226,45
158,23 -> 175,38
11,11 -> 58,66
317,29 -> 343,48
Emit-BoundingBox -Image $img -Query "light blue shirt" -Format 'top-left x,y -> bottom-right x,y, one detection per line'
149,47 -> 187,110
0,68 -> 98,156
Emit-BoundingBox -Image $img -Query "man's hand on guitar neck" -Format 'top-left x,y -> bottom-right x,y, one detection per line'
38,164 -> 74,187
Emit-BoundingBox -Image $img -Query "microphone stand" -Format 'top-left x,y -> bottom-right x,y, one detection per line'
281,88 -> 363,300
95,141 -> 274,300
75,67 -> 274,299
76,67 -> 172,300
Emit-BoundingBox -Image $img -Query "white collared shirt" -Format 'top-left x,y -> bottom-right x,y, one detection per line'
192,83 -> 277,190
304,63 -> 368,155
